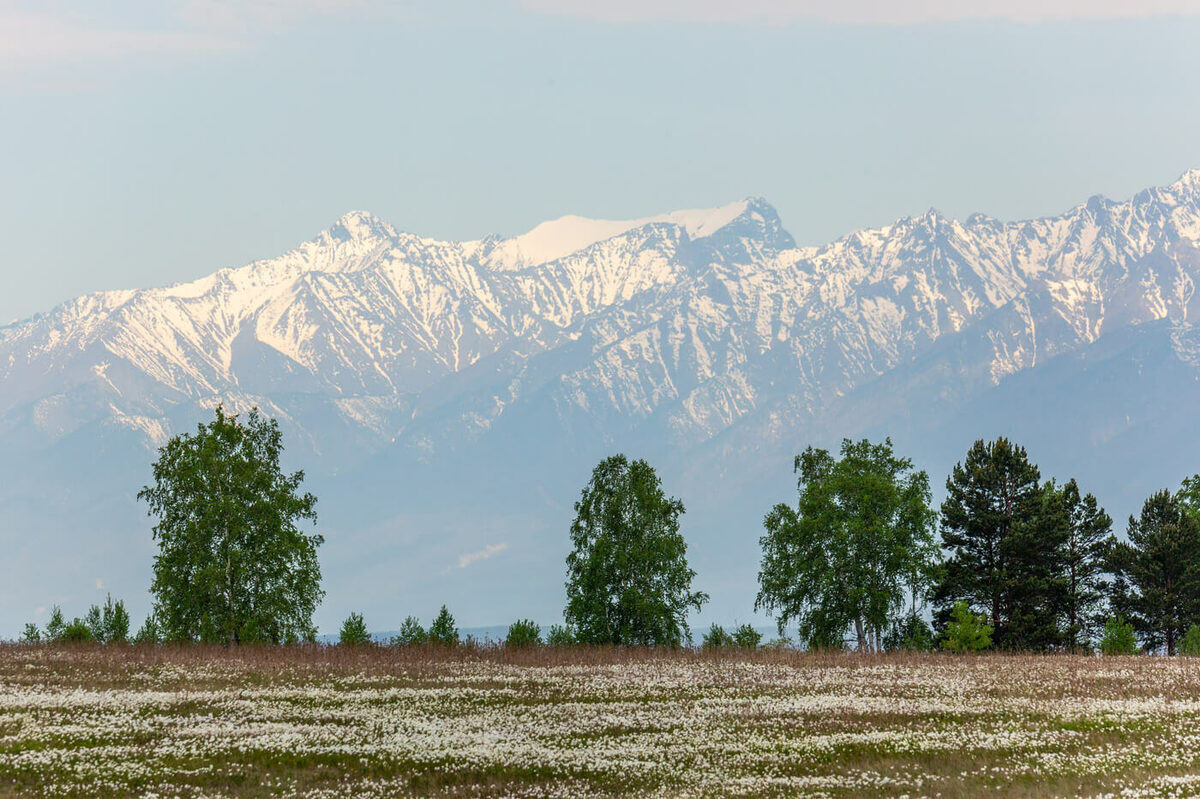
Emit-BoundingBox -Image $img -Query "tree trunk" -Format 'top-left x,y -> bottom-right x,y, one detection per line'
855,617 -> 867,651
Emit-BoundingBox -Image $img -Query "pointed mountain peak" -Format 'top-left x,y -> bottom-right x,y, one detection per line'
327,210 -> 397,243
1167,167 -> 1200,194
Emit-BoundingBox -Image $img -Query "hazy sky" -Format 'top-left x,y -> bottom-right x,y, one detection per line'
2,0 -> 1200,322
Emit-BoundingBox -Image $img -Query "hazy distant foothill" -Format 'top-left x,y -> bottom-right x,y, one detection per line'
3,170 -> 1200,633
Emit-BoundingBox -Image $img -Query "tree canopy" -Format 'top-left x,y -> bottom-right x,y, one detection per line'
756,438 -> 938,652
138,406 -> 323,645
565,454 -> 708,646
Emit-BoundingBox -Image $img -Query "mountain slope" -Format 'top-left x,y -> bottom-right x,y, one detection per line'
2,170 -> 1200,636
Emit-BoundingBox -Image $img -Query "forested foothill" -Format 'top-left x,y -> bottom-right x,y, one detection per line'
16,407 -> 1200,657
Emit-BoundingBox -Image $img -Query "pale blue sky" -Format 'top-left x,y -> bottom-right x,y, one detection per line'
2,1 -> 1200,323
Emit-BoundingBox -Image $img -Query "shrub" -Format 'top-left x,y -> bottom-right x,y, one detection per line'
505,619 -> 541,647
546,624 -> 575,646
20,623 -> 40,643
885,612 -> 934,652
1180,624 -> 1200,657
428,605 -> 459,646
390,616 -> 426,646
941,601 -> 992,653
732,624 -> 763,650
339,612 -> 372,646
702,623 -> 734,649
1099,615 -> 1138,655
763,636 -> 794,651
60,619 -> 94,643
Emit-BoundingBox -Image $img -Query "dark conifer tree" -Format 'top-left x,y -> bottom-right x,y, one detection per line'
1057,479 -> 1115,649
1110,490 -> 1200,655
934,438 -> 1055,649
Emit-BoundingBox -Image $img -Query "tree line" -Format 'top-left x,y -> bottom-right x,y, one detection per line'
18,407 -> 1200,655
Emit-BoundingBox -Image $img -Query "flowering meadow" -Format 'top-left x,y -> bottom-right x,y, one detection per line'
4,646 -> 1200,797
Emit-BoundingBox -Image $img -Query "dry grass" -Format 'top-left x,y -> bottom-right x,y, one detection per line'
3,644 -> 1200,797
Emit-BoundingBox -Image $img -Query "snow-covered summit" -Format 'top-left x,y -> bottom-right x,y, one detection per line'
487,199 -> 753,267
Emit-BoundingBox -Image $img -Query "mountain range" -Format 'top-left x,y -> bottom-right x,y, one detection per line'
3,170 -> 1200,635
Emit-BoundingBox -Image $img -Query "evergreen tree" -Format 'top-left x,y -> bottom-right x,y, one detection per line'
756,439 -> 938,652
732,624 -> 762,650
134,613 -> 162,645
934,438 -> 1062,650
45,606 -> 66,643
428,605 -> 459,645
504,619 -> 542,647
138,406 -> 323,644
1099,615 -> 1138,655
390,616 -> 426,646
1057,480 -> 1115,649
338,612 -> 371,646
702,624 -> 734,649
565,455 -> 708,646
1109,490 -> 1200,655
20,623 -> 41,644
941,600 -> 993,652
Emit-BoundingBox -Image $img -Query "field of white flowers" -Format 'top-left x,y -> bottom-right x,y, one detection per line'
3,645 -> 1200,798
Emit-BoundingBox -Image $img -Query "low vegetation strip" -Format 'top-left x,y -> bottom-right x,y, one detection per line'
3,646 -> 1200,798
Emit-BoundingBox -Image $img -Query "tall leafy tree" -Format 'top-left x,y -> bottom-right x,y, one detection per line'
138,406 -> 323,645
1109,489 -> 1200,655
565,454 -> 708,646
934,438 -> 1062,650
756,438 -> 938,652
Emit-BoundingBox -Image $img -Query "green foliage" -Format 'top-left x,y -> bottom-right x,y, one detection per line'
83,595 -> 131,644
428,605 -> 459,646
933,439 -> 1107,651
762,636 -> 794,651
565,454 -> 708,647
85,605 -> 105,642
505,619 -> 542,647
20,623 -> 41,643
1099,615 -> 1139,655
884,612 -> 934,652
1109,490 -> 1200,655
1057,480 -> 1115,650
732,624 -> 762,650
756,438 -> 938,653
390,616 -> 426,646
45,606 -> 66,642
338,612 -> 372,646
941,601 -> 992,653
1180,625 -> 1200,657
138,406 -> 323,645
702,623 -> 734,649
134,614 -> 162,645
60,619 -> 94,643
545,624 -> 575,646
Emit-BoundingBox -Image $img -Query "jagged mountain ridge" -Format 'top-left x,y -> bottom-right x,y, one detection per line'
3,171 -> 1198,462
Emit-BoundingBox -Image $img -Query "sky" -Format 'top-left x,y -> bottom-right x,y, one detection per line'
2,1 -> 1200,323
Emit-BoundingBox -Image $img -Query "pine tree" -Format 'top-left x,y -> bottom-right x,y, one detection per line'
428,605 -> 459,646
1110,490 -> 1200,655
934,438 -> 1064,650
338,612 -> 372,646
1058,480 -> 1115,649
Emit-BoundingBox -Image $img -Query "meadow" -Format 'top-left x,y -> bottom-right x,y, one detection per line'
3,645 -> 1200,798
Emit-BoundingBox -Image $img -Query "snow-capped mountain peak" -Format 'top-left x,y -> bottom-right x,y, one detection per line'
488,199 -> 754,268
